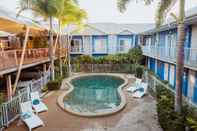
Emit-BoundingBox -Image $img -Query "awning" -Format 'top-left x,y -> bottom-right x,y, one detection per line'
0,8 -> 46,35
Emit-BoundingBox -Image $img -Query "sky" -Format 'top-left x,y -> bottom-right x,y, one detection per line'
1,0 -> 197,24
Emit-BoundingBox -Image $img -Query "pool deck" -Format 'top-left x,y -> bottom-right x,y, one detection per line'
6,74 -> 162,131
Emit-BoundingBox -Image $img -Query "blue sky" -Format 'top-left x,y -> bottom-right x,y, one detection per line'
1,0 -> 197,24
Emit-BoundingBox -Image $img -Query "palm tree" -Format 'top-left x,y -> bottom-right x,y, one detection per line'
56,0 -> 87,76
18,0 -> 65,80
117,0 -> 185,113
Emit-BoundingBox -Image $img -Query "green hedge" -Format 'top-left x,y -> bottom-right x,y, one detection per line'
155,83 -> 197,131
47,77 -> 63,91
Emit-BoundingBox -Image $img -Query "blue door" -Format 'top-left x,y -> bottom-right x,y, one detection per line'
182,69 -> 188,97
150,58 -> 155,72
193,72 -> 197,104
157,61 -> 164,80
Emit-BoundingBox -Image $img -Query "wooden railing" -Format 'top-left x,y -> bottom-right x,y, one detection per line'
0,48 -> 67,72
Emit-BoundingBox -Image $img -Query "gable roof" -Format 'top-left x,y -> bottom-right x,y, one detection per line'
71,23 -> 154,36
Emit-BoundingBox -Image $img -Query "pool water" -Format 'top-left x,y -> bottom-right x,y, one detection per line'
64,75 -> 124,113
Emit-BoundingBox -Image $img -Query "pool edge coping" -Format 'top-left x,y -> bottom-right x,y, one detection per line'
57,73 -> 128,117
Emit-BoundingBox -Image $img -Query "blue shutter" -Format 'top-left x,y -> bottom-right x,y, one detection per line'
193,72 -> 197,104
174,65 -> 176,89
182,69 -> 188,97
150,58 -> 155,72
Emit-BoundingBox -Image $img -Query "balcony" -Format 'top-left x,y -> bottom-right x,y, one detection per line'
142,46 -> 197,69
70,46 -> 83,54
0,48 -> 67,74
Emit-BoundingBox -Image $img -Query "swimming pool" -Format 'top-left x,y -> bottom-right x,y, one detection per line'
58,73 -> 128,117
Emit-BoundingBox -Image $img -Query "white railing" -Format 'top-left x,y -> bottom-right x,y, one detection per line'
147,73 -> 197,108
0,70 -> 51,129
142,46 -> 197,68
70,47 -> 83,53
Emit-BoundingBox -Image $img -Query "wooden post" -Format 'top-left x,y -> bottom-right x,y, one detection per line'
13,27 -> 30,95
6,75 -> 12,100
43,64 -> 47,73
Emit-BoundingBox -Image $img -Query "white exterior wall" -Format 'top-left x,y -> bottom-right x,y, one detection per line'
108,35 -> 117,54
191,24 -> 197,49
164,63 -> 169,81
188,70 -> 196,101
169,64 -> 175,86
83,36 -> 92,55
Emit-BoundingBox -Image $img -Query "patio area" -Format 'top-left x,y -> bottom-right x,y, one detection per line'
6,75 -> 162,131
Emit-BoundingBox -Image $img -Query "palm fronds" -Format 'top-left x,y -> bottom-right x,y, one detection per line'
117,0 -> 153,13
155,0 -> 177,27
17,0 -> 65,20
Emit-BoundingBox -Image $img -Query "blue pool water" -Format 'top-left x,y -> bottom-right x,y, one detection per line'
64,75 -> 124,113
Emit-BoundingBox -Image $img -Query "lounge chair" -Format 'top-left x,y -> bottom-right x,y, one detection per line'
30,91 -> 48,113
132,82 -> 148,98
20,101 -> 44,131
127,78 -> 142,92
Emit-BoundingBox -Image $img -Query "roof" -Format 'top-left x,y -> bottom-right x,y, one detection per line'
68,23 -> 155,36
142,6 -> 197,35
0,7 -> 46,34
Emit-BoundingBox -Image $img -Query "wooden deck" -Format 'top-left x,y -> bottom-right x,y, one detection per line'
0,48 -> 67,75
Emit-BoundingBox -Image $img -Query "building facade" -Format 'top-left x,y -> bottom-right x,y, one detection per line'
70,23 -> 154,56
142,6 -> 197,106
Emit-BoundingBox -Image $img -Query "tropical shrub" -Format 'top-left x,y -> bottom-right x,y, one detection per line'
135,65 -> 144,78
128,46 -> 143,64
156,85 -> 185,131
47,79 -> 61,90
41,85 -> 48,92
155,83 -> 197,131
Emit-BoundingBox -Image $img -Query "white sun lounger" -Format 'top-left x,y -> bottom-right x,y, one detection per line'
127,78 -> 142,93
20,101 -> 44,131
31,92 -> 48,113
132,82 -> 148,98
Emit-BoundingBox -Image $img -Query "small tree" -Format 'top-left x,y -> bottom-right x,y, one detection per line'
128,46 -> 143,65
128,46 -> 143,76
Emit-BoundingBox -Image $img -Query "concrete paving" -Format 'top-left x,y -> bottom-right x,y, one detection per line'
6,75 -> 162,131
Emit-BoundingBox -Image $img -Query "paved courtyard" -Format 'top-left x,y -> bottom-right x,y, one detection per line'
6,75 -> 162,131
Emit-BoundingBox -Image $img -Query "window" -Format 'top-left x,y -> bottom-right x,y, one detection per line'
119,40 -> 125,52
94,38 -> 107,53
71,39 -> 82,52
118,38 -> 131,52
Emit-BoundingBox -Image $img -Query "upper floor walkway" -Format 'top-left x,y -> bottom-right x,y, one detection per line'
142,45 -> 197,70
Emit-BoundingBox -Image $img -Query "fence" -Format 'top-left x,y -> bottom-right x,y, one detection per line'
71,64 -> 133,73
0,70 -> 51,130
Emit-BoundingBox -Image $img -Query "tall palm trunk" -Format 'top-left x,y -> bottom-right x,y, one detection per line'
58,20 -> 63,77
49,16 -> 55,80
175,0 -> 185,113
67,33 -> 72,76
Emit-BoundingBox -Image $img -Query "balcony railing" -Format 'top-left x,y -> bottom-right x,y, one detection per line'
70,47 -> 83,53
142,46 -> 197,68
0,48 -> 67,72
